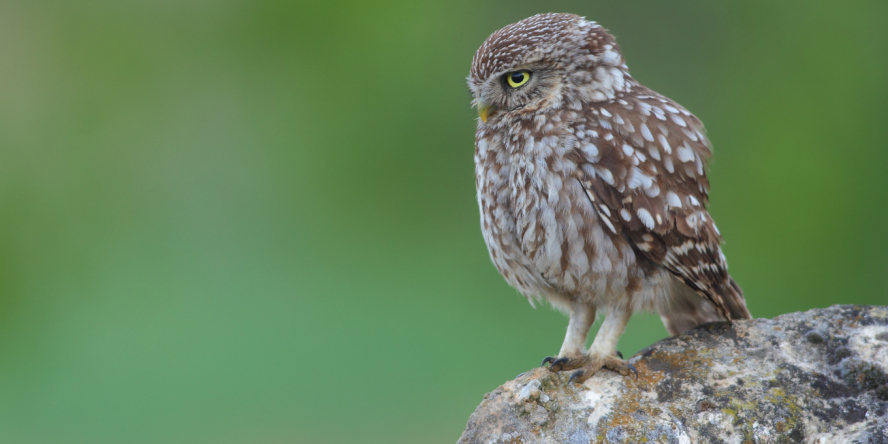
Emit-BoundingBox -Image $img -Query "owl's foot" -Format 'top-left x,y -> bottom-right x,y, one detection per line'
541,352 -> 637,384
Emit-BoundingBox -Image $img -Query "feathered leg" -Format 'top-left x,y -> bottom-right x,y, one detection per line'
558,303 -> 596,357
541,302 -> 595,367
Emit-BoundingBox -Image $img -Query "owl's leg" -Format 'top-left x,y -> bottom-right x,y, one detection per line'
541,303 -> 595,368
544,306 -> 636,383
560,303 -> 596,356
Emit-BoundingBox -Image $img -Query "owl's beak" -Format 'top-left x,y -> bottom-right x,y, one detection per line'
477,101 -> 497,123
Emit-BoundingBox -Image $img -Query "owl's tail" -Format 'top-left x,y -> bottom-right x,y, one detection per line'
659,276 -> 751,336
721,277 -> 752,320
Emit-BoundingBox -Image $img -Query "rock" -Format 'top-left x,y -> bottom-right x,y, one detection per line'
457,305 -> 888,444
518,379 -> 542,402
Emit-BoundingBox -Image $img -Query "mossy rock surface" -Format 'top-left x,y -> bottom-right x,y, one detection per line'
457,305 -> 888,444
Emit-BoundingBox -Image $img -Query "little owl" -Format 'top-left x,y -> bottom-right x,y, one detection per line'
468,13 -> 751,384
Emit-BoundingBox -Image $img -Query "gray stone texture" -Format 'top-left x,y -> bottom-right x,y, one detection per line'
458,305 -> 888,444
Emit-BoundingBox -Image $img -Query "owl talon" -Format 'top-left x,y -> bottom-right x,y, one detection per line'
615,350 -> 623,359
628,363 -> 638,379
549,357 -> 572,371
541,355 -> 588,373
568,370 -> 585,385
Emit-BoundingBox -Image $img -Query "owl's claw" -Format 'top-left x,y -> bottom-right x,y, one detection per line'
614,351 -> 637,379
541,356 -> 580,372
541,355 -> 588,373
568,370 -> 584,385
551,357 -> 569,369
549,357 -> 581,372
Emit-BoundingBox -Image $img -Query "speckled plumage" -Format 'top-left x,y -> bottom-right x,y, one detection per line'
468,13 -> 750,382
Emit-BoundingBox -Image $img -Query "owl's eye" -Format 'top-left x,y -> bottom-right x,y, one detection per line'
506,71 -> 531,88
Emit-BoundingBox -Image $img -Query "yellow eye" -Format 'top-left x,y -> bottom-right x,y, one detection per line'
506,71 -> 531,88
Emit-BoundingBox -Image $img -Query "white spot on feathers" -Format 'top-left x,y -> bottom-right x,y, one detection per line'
686,213 -> 700,231
645,184 -> 660,197
627,167 -> 653,189
599,213 -> 617,234
676,145 -> 695,163
600,47 -> 621,66
647,145 -> 661,160
637,208 -> 655,229
658,134 -> 672,154
670,114 -> 687,127
590,91 -> 607,102
666,191 -> 682,208
663,156 -> 674,173
609,68 -> 625,91
594,166 -> 615,185
641,124 -> 654,142
620,208 -> 632,221
582,142 -> 599,158
622,144 -> 634,157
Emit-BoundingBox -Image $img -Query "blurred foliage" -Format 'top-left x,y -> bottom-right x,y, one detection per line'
0,1 -> 885,443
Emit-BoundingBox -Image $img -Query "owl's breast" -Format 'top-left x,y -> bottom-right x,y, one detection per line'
475,122 -> 642,305
474,129 -> 551,301
509,127 -> 638,299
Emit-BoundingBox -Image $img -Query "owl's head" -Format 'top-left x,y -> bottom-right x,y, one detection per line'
468,13 -> 629,124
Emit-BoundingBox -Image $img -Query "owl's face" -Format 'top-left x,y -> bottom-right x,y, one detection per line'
468,13 -> 628,125
470,62 -> 563,124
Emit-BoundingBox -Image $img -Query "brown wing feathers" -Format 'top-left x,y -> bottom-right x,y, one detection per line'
573,90 -> 749,321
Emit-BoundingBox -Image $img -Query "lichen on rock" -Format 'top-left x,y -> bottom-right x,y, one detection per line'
457,305 -> 888,443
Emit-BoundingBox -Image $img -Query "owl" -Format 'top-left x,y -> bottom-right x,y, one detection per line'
468,13 -> 751,384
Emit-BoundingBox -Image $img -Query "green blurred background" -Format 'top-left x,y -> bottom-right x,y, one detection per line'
0,1 -> 885,442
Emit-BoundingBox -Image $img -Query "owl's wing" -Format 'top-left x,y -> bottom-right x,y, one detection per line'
569,91 -> 750,321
